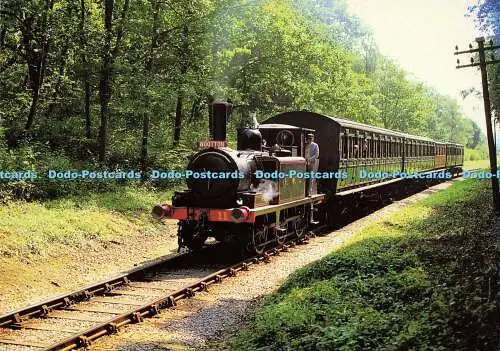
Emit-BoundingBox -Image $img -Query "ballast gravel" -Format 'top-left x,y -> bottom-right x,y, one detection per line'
90,180 -> 458,351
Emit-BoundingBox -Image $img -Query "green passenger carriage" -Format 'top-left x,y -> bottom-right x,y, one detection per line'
263,111 -> 464,196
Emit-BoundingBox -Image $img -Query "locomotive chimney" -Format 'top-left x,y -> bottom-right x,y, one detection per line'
210,100 -> 232,141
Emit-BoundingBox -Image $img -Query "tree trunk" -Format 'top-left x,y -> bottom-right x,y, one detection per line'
140,112 -> 150,176
25,88 -> 40,132
207,94 -> 214,136
0,25 -> 5,48
173,93 -> 183,145
23,32 -> 42,132
140,0 -> 160,176
98,0 -> 114,162
23,1 -> 53,133
80,0 -> 92,139
98,0 -> 129,162
172,24 -> 189,146
47,43 -> 69,118
84,79 -> 91,138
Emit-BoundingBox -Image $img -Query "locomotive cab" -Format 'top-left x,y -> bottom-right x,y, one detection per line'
256,124 -> 315,157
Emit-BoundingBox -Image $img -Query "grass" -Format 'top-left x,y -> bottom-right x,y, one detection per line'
0,185 -> 175,257
464,159 -> 490,170
229,178 -> 499,350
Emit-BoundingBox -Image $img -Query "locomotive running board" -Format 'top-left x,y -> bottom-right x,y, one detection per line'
336,178 -> 403,197
249,194 -> 326,217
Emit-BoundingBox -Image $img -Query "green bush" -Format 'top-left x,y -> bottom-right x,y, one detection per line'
464,146 -> 488,161
0,144 -> 125,200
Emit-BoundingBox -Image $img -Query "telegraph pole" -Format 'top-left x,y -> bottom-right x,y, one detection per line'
455,37 -> 500,211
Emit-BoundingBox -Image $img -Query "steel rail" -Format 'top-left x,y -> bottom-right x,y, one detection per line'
0,252 -> 188,328
42,228 -> 326,351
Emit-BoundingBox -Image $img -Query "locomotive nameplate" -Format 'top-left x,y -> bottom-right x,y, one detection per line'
198,140 -> 228,148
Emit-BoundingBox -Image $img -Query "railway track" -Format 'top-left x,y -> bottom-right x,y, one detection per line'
0,230 -> 323,351
0,168 -> 477,351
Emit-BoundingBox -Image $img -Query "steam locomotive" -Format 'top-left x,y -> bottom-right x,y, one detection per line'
153,101 -> 464,254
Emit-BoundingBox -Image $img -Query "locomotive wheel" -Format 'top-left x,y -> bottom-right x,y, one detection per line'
178,221 -> 207,252
275,226 -> 286,245
249,225 -> 268,255
294,216 -> 306,239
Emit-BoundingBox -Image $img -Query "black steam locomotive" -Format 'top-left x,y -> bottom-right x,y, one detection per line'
153,102 -> 464,254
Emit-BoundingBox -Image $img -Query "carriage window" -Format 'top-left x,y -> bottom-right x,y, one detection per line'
360,137 -> 364,158
340,134 -> 344,159
348,135 -> 353,158
349,136 -> 352,159
364,139 -> 367,158
348,135 -> 354,158
354,135 -> 358,158
341,134 -> 347,159
354,136 -> 358,158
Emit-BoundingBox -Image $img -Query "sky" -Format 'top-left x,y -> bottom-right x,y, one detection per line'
346,0 -> 487,131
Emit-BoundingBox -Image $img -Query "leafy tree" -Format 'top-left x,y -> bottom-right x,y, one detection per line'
469,0 -> 500,122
